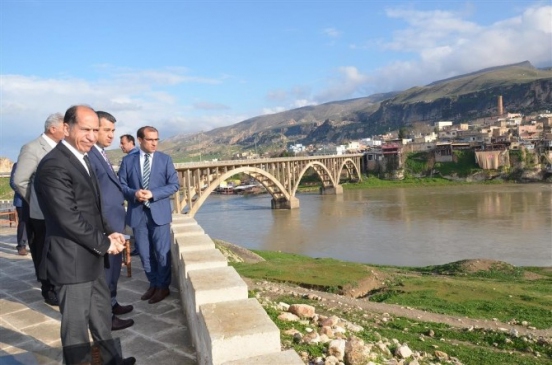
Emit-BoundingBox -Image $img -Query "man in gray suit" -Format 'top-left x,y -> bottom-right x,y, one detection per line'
14,113 -> 65,306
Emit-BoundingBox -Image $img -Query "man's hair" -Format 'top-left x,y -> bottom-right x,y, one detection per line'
43,113 -> 64,133
64,105 -> 95,126
120,134 -> 135,145
137,126 -> 158,139
96,111 -> 116,124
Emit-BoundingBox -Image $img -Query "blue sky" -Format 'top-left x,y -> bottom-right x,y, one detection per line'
1,1 -> 551,160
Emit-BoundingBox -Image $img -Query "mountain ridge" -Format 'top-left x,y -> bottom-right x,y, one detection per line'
161,61 -> 552,161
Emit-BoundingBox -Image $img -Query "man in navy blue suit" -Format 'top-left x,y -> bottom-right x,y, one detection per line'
119,126 -> 179,304
88,111 -> 134,331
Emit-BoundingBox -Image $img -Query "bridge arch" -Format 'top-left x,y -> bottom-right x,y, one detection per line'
291,161 -> 337,196
338,157 -> 363,181
185,166 -> 291,217
173,154 -> 364,217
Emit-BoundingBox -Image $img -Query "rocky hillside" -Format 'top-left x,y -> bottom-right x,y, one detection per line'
162,61 -> 552,159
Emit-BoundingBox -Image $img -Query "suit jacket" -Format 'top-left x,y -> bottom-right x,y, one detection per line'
9,163 -> 24,208
88,146 -> 126,232
119,150 -> 179,227
13,135 -> 55,219
34,143 -> 113,285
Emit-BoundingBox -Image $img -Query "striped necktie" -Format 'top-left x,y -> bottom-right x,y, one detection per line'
143,153 -> 151,207
100,148 -> 114,173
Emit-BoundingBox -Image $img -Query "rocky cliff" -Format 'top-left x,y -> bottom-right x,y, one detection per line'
161,61 -> 552,157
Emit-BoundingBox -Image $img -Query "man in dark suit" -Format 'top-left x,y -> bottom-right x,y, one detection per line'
119,126 -> 179,304
119,134 -> 139,155
119,133 -> 140,257
88,111 -> 134,331
13,113 -> 65,306
35,105 -> 134,365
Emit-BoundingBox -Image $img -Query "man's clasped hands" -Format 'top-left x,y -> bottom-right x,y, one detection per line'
107,233 -> 127,255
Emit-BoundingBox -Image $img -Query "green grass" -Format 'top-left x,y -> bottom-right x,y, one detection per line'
264,293 -> 552,365
341,175 -> 464,189
232,251 -> 552,330
0,177 -> 13,201
369,276 -> 552,328
233,251 -> 371,293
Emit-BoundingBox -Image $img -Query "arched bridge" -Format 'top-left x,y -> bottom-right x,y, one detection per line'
173,154 -> 363,217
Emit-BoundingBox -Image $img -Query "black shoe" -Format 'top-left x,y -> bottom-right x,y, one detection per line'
112,303 -> 134,315
111,316 -> 134,331
43,291 -> 59,306
130,249 -> 138,256
122,357 -> 136,365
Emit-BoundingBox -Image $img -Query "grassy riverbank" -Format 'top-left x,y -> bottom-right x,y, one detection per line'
0,177 -> 12,200
225,248 -> 552,365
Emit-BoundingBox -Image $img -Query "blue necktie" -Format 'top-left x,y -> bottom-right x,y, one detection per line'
143,154 -> 151,207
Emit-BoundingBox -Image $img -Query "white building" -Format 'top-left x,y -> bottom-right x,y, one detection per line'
435,121 -> 453,131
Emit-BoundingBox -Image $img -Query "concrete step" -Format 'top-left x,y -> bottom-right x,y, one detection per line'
180,249 -> 228,280
221,350 -> 304,365
197,298 -> 281,365
172,224 -> 205,238
172,214 -> 195,223
186,266 -> 248,347
174,234 -> 215,254
176,249 -> 228,308
171,216 -> 201,230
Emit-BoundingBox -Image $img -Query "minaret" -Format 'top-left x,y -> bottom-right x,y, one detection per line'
497,95 -> 503,116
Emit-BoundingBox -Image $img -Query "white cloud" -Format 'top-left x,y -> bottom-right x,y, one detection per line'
192,101 -> 231,111
293,99 -> 317,108
0,69 -> 243,160
315,66 -> 371,102
323,27 -> 341,38
324,4 -> 552,98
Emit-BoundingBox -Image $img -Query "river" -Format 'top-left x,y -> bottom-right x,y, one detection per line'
193,183 -> 552,267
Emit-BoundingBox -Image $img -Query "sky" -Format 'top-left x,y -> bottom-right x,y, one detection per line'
1,1 -> 551,161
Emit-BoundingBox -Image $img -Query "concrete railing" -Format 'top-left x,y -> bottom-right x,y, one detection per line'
170,215 -> 303,365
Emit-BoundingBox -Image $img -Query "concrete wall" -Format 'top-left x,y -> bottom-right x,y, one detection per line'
170,215 -> 303,365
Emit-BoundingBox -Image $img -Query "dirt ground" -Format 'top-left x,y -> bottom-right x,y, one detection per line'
216,241 -> 552,339
244,277 -> 552,339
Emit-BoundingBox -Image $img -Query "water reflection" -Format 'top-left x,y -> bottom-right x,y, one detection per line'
194,184 -> 552,267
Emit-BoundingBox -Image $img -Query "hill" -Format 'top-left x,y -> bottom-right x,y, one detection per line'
160,61 -> 552,162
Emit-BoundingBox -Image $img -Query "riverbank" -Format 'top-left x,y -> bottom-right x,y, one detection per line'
216,240 -> 552,365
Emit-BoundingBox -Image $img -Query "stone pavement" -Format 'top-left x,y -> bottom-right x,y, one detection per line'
0,226 -> 197,364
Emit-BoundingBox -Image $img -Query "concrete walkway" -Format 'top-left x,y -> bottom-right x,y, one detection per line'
0,226 -> 197,364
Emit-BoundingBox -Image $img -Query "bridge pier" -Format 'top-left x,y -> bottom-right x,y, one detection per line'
319,184 -> 343,195
271,196 -> 300,210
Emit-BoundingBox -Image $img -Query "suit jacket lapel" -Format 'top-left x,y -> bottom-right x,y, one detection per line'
58,144 -> 102,210
132,153 -> 142,188
38,136 -> 53,154
93,147 -> 121,189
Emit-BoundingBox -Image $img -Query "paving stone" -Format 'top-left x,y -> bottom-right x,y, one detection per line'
21,321 -> 61,345
120,334 -> 166,359
0,298 -> 28,315
8,288 -> 44,305
0,278 -> 34,293
0,228 -> 196,364
144,348 -> 197,365
2,309 -> 50,330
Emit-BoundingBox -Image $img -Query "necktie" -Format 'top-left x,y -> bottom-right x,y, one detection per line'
143,154 -> 151,207
83,155 -> 100,199
100,148 -> 115,173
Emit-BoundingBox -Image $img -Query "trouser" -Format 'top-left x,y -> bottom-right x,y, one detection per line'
25,212 -> 55,295
59,275 -> 123,365
133,208 -> 171,289
15,206 -> 27,249
104,253 -> 123,307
